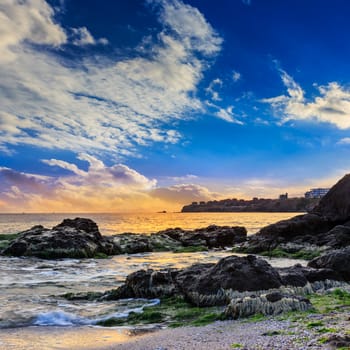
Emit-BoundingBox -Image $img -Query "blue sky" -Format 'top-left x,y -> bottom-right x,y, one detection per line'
1,0 -> 350,212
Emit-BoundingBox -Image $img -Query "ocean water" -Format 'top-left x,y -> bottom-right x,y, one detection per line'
0,212 -> 303,332
0,211 -> 301,235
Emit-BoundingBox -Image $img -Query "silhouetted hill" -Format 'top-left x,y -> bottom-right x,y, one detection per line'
181,197 -> 319,213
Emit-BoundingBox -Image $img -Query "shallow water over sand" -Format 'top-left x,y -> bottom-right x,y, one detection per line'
0,251 -> 306,329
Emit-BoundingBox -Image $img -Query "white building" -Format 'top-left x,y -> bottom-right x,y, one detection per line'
304,188 -> 330,199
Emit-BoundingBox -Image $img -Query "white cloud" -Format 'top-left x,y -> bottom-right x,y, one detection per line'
151,183 -> 220,203
0,0 -> 222,158
232,70 -> 241,82
216,106 -> 243,124
71,27 -> 108,46
0,156 -> 221,212
0,0 -> 67,63
337,138 -> 350,145
263,69 -> 350,129
206,78 -> 222,101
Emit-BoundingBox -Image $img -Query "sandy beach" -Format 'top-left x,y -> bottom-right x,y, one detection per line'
1,310 -> 348,350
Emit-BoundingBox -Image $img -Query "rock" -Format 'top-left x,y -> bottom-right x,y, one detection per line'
239,174 -> 350,254
325,335 -> 350,349
224,292 -> 312,319
102,255 -> 282,306
316,225 -> 350,248
159,225 -> 247,248
111,269 -> 180,299
185,254 -> 282,293
278,264 -> 344,287
246,214 -> 333,253
312,174 -> 350,221
111,234 -> 153,254
2,218 -> 120,259
308,247 -> 350,281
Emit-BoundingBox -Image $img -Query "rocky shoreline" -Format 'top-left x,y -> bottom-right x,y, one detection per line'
1,218 -> 247,258
1,173 -> 350,348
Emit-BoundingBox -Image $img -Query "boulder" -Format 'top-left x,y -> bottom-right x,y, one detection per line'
278,264 -> 343,287
308,247 -> 350,281
312,174 -> 350,221
105,255 -> 283,307
2,218 -> 120,259
240,174 -> 350,254
316,225 -> 350,248
159,225 -> 247,248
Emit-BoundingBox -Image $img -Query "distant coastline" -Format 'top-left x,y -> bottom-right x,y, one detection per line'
181,197 -> 319,213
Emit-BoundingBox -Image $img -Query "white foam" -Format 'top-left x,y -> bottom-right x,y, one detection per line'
33,311 -> 90,326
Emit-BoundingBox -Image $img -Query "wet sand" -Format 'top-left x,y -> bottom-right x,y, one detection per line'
0,326 -> 134,350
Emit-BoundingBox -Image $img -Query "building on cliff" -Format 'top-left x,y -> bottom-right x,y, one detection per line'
304,188 -> 330,199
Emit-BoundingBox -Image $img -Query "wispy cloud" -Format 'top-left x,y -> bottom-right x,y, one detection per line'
232,70 -> 241,82
0,0 -> 222,158
205,78 -> 223,101
262,69 -> 350,129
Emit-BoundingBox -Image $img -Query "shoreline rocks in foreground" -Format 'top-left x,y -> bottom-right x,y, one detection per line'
71,253 -> 349,320
1,218 -> 247,259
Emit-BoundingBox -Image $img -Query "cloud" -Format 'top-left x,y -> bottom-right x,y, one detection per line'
337,138 -> 350,145
71,27 -> 108,46
232,70 -> 241,82
0,0 -> 222,158
206,78 -> 222,101
0,0 -> 67,62
0,155 -> 220,212
216,106 -> 243,124
151,183 -> 221,203
262,69 -> 350,129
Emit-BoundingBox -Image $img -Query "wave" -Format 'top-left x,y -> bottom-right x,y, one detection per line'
32,298 -> 160,327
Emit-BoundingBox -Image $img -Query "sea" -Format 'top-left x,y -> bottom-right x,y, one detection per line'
0,212 -> 305,349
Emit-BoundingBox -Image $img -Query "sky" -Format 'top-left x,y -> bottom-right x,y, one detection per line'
1,0 -> 350,212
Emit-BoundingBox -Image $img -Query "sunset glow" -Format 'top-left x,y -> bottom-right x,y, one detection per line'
1,0 -> 349,212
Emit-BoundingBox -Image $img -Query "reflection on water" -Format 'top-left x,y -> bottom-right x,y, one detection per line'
0,212 -> 300,235
0,326 -> 133,350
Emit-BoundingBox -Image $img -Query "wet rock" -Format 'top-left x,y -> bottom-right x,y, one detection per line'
308,247 -> 350,281
115,269 -> 180,299
158,225 -> 247,248
180,255 -> 282,301
2,218 -> 121,259
224,293 -> 312,319
278,264 -> 344,287
109,255 -> 283,306
316,225 -> 350,248
111,234 -> 153,254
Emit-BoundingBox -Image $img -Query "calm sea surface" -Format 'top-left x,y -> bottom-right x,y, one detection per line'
0,212 -> 306,348
0,212 -> 301,235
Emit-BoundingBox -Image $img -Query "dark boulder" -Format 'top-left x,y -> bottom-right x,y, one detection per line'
308,247 -> 350,281
176,255 -> 282,306
102,255 -> 282,306
3,218 -> 120,259
316,225 -> 350,248
312,174 -> 350,221
159,225 -> 247,248
278,264 -> 343,287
